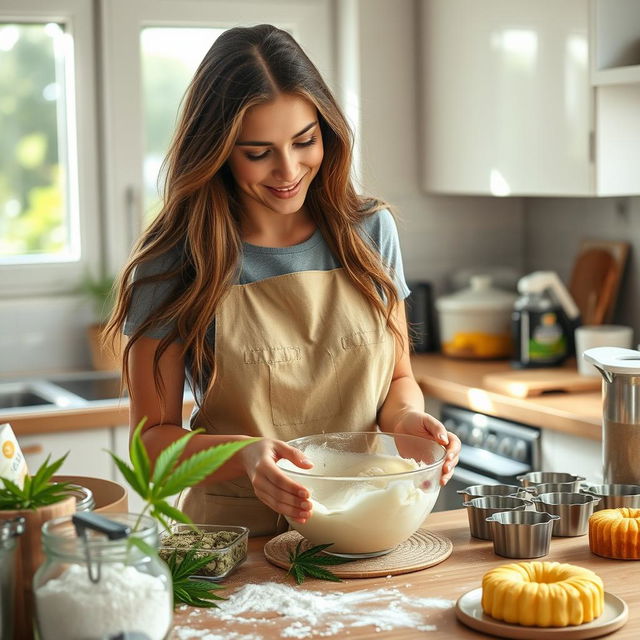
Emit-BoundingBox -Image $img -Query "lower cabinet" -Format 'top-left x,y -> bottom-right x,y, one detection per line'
18,428 -> 113,480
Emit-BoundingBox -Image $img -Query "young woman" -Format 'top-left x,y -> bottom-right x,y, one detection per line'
106,24 -> 460,536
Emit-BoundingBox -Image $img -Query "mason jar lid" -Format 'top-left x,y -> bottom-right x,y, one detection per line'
55,483 -> 96,512
436,275 -> 517,312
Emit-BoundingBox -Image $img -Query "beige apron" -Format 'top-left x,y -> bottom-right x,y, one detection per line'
177,268 -> 396,536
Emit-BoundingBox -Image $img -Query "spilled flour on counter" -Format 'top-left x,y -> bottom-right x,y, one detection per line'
173,582 -> 454,639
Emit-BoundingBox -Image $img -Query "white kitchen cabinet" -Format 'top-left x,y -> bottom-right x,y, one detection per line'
18,428 -> 113,480
420,0 -> 640,196
541,429 -> 603,484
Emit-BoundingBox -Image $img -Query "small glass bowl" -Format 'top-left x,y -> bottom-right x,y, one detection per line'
55,483 -> 95,512
159,524 -> 248,581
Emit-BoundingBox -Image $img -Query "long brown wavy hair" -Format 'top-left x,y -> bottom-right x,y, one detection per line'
105,24 -> 402,408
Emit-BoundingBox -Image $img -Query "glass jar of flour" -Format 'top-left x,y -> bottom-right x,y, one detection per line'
33,512 -> 172,640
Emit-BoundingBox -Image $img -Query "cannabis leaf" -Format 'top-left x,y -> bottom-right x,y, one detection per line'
0,453 -> 73,510
165,547 -> 227,608
287,540 -> 355,585
107,418 -> 258,531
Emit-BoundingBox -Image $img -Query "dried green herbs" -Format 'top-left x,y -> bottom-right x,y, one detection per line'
159,529 -> 247,578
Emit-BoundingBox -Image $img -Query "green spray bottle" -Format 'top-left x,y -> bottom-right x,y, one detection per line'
512,271 -> 581,368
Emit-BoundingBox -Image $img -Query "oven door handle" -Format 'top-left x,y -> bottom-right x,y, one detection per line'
452,466 -> 504,486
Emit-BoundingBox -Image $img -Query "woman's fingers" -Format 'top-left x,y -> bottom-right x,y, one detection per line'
253,454 -> 312,522
420,414 -> 450,446
254,476 -> 312,522
440,433 -> 461,485
274,441 -> 314,471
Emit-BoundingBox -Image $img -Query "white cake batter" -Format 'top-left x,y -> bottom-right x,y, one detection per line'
278,448 -> 440,553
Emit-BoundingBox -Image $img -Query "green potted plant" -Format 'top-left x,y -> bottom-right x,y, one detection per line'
78,271 -> 121,371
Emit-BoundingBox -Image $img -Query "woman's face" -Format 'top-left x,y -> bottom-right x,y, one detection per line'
227,93 -> 324,221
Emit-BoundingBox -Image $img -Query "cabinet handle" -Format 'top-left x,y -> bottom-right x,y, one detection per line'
21,444 -> 43,455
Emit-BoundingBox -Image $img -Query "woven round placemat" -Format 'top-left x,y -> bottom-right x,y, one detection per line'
264,528 -> 453,578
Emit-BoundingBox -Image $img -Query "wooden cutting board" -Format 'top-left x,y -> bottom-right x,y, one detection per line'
569,240 -> 629,325
483,369 -> 601,398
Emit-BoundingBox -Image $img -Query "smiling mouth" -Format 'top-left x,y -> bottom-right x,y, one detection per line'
267,177 -> 303,192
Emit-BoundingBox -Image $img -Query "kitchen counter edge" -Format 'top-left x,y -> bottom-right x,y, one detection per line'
5,355 -> 602,439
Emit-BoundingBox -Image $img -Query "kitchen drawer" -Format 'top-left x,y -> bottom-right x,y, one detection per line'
18,428 -> 112,480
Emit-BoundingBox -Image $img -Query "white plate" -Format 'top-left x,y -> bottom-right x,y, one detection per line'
455,588 -> 628,639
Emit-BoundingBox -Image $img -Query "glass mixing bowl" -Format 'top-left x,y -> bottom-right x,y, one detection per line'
277,431 -> 446,557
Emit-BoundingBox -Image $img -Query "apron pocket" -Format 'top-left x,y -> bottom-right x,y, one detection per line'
341,329 -> 385,350
269,349 -> 341,426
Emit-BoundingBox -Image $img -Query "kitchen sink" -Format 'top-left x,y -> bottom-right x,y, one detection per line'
0,371 -> 192,417
0,384 -> 54,409
0,380 -> 85,412
52,374 -> 126,401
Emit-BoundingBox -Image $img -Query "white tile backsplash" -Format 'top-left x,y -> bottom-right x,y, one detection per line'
524,196 -> 640,337
0,295 -> 93,375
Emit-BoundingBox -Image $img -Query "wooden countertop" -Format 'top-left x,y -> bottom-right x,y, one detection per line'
411,354 -> 602,440
5,399 -> 196,436
5,355 -> 602,439
170,508 -> 638,639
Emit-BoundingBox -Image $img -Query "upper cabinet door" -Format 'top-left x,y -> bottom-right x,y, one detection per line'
420,0 -> 592,197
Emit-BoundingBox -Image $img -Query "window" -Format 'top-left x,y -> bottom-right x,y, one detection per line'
0,0 -> 99,296
0,22 -> 77,262
141,27 -> 225,222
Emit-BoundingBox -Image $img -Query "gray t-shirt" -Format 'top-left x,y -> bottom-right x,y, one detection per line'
125,208 -> 410,340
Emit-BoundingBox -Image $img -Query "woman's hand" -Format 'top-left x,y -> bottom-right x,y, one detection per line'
394,410 -> 461,485
238,438 -> 314,523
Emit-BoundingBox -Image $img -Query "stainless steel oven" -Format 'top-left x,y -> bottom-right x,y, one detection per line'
433,404 -> 541,512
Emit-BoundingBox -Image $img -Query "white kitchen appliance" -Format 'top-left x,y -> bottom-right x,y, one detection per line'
436,275 -> 517,359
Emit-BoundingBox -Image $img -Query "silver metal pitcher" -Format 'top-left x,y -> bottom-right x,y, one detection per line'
584,346 -> 640,485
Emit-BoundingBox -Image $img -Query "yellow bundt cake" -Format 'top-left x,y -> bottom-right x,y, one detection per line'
589,507 -> 640,559
482,561 -> 604,627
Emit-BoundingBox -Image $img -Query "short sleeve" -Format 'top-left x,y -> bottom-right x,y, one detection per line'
358,208 -> 411,300
123,249 -> 180,339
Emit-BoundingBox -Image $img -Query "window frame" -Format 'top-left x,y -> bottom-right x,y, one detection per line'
0,0 -> 101,296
